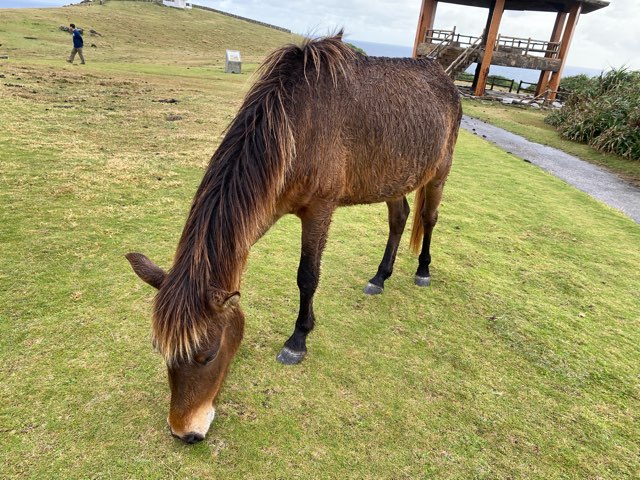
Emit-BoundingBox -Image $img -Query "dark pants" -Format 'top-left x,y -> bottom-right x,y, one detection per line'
68,47 -> 85,64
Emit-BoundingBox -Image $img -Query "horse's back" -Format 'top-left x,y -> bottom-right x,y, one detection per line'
338,57 -> 461,205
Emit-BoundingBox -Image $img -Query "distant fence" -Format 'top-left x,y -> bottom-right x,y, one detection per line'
456,74 -> 546,95
192,5 -> 291,33
456,74 -> 516,92
517,80 -> 537,94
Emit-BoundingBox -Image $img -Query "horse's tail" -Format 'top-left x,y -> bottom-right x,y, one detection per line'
409,185 -> 427,255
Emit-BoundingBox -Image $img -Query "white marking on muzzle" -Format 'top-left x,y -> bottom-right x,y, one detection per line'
168,405 -> 216,438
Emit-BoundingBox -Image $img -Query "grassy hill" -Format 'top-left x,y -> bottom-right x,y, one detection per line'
1,2 -> 639,479
0,0 -> 296,64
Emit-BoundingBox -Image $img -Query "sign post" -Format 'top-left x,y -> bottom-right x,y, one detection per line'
225,50 -> 242,74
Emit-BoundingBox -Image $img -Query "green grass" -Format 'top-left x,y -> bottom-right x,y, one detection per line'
462,99 -> 640,186
1,3 -> 640,479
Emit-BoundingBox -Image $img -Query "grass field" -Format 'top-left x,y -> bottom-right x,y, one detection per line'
1,2 -> 639,479
462,99 -> 640,186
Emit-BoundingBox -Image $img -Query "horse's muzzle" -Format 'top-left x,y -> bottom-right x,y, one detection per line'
172,430 -> 205,444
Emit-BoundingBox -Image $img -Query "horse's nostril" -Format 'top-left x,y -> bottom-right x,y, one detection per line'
182,432 -> 205,444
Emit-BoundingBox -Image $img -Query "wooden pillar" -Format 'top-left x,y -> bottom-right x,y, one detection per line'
535,11 -> 567,96
412,0 -> 438,58
548,3 -> 582,101
473,0 -> 505,96
471,0 -> 498,90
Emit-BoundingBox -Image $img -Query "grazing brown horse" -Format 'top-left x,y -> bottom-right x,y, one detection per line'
126,33 -> 461,443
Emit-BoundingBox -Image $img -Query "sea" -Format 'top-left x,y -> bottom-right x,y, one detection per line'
348,39 -> 603,83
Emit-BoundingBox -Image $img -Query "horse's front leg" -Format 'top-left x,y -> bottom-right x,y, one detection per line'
277,202 -> 334,365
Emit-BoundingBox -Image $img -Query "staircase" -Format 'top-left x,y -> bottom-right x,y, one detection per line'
444,33 -> 483,79
425,29 -> 456,60
423,30 -> 483,80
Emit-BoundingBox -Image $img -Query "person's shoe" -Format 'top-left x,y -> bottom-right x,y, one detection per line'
81,62 -> 86,65
66,59 -> 72,63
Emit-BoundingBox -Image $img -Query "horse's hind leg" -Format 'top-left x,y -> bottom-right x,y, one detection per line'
364,197 -> 410,295
277,202 -> 334,365
415,180 -> 445,287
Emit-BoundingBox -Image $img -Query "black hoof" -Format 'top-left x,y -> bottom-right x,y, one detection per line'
363,282 -> 384,295
415,275 -> 431,287
276,347 -> 306,365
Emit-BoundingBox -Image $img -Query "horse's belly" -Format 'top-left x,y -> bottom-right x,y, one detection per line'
338,158 -> 432,206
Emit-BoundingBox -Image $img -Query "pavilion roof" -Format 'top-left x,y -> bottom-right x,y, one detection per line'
436,0 -> 609,14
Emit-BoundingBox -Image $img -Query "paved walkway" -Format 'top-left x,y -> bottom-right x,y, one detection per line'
461,115 -> 640,223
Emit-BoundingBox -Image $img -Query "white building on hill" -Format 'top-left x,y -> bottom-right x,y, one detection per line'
163,0 -> 192,9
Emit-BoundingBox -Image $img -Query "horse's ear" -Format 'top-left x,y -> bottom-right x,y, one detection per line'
221,292 -> 240,310
125,252 -> 166,290
335,29 -> 344,41
208,289 -> 241,311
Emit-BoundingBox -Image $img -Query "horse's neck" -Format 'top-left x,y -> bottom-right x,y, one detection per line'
180,202 -> 275,294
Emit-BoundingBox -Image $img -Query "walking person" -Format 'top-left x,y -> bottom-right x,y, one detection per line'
67,23 -> 85,65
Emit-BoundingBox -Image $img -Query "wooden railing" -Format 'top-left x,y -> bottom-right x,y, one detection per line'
495,34 -> 560,56
424,28 -> 457,59
445,31 -> 484,77
423,28 -> 560,57
424,28 -> 481,49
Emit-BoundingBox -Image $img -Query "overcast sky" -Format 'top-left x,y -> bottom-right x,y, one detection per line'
1,0 -> 637,69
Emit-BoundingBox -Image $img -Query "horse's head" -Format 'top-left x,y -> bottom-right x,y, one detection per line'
125,252 -> 244,444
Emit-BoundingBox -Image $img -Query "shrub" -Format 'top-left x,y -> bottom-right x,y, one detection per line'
346,43 -> 367,56
557,74 -> 592,95
456,72 -> 474,83
546,68 -> 640,161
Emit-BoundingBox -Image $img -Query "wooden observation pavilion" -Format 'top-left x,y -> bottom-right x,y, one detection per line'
413,0 -> 609,100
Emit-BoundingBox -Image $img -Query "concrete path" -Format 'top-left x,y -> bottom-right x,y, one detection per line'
461,115 -> 640,224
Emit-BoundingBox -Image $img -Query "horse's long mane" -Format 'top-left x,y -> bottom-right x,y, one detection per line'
152,34 -> 356,364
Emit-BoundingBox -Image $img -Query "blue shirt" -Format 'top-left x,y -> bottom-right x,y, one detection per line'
72,29 -> 83,49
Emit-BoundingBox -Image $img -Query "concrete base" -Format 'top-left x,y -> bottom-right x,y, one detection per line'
224,61 -> 241,74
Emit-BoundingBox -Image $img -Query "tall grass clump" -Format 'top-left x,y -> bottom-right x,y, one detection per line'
546,68 -> 640,160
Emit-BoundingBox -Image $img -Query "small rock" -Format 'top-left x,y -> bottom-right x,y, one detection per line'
89,29 -> 102,36
552,101 -> 563,108
530,103 -> 540,109
166,114 -> 182,121
59,26 -> 83,33
501,98 -> 514,105
155,98 -> 179,103
90,44 -> 97,48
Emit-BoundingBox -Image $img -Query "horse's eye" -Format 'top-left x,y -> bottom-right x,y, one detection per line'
195,347 -> 219,365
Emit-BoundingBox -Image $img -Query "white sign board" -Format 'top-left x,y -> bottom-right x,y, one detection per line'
226,50 -> 241,62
